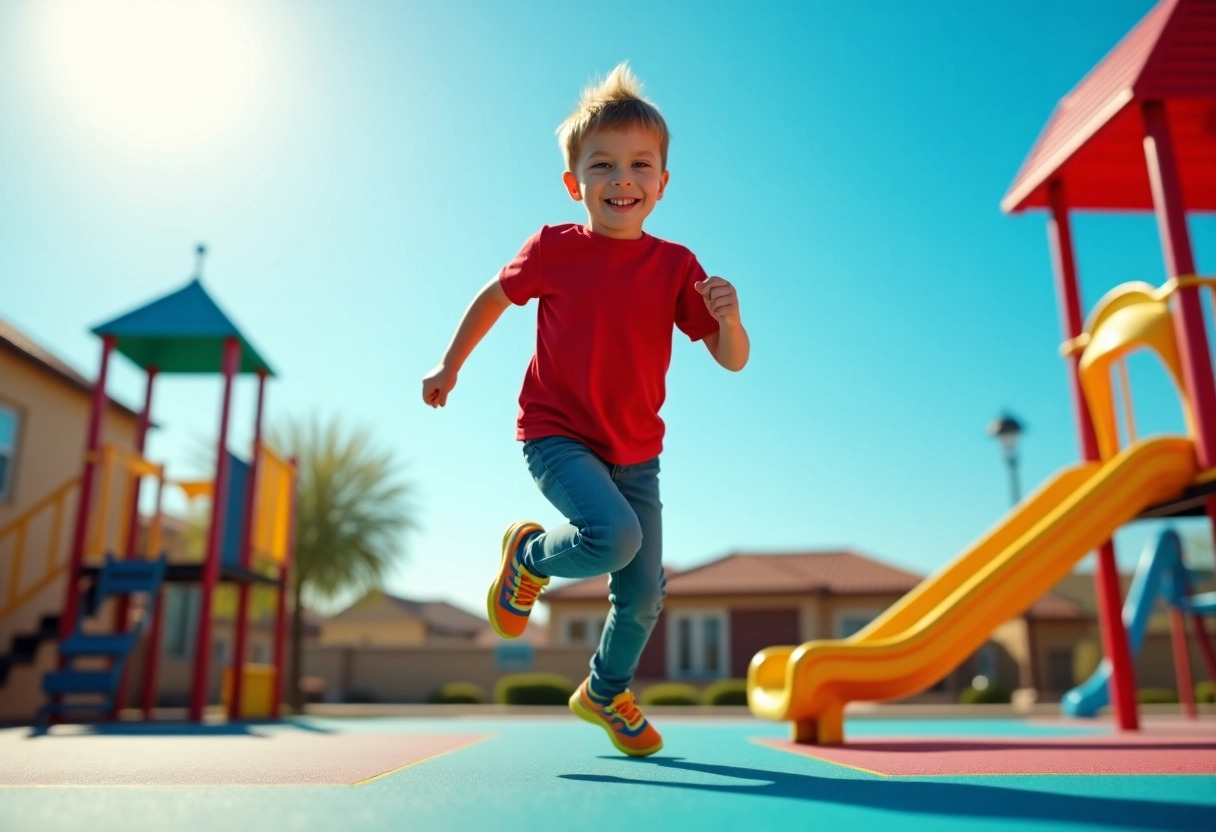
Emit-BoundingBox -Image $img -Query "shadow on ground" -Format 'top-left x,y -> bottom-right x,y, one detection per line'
559,757 -> 1213,832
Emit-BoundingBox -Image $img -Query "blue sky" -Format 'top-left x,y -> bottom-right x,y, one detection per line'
2,0 -> 1212,622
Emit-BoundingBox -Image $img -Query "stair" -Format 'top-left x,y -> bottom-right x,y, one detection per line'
0,614 -> 60,688
37,554 -> 167,723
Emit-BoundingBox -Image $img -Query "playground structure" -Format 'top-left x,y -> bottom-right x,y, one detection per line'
0,259 -> 298,723
1064,527 -> 1216,718
748,0 -> 1216,744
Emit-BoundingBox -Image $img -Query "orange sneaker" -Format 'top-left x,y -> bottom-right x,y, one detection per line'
486,521 -> 547,639
569,678 -> 663,757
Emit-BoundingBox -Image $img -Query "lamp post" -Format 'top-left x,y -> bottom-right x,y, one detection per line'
988,412 -> 1024,506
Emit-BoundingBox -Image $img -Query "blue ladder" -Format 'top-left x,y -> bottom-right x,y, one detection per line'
37,554 -> 167,723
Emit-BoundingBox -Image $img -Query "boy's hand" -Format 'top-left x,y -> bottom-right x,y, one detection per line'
694,276 -> 742,329
422,364 -> 458,408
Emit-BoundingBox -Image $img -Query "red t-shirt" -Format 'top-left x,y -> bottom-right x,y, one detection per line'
498,223 -> 720,465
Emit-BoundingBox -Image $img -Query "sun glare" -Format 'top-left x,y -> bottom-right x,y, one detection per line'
36,2 -> 262,152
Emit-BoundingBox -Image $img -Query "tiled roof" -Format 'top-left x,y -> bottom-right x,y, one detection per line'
543,550 -> 1086,619
544,551 -> 924,600
383,593 -> 486,637
0,318 -> 140,418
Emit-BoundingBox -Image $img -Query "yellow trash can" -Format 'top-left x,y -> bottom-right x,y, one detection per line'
221,663 -> 277,719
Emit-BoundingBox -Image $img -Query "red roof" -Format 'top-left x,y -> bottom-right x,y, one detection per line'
544,551 -> 924,600
1003,0 -> 1216,213
543,550 -> 1085,619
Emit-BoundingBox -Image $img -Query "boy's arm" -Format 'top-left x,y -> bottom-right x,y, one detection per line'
695,277 -> 750,372
422,278 -> 513,407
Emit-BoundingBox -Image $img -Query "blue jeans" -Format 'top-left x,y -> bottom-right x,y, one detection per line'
520,435 -> 664,698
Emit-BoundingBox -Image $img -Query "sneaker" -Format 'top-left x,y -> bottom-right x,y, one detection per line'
486,521 -> 548,638
568,678 -> 663,757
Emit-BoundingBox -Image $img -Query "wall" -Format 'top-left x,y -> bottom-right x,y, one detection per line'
303,644 -> 594,703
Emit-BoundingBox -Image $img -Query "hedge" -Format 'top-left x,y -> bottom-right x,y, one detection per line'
494,673 -> 574,705
429,682 -> 485,704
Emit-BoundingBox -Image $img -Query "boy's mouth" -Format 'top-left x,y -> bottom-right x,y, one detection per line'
606,197 -> 640,208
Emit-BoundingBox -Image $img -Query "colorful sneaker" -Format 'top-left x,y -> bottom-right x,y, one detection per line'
486,521 -> 547,638
568,678 -> 663,757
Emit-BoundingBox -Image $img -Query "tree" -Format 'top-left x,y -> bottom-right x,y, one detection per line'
270,415 -> 415,710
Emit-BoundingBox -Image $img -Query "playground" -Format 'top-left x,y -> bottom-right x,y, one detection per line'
1,1 -> 1215,829
1,712 -> 1213,831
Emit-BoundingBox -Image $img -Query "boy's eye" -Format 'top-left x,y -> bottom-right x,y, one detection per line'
591,162 -> 611,169
633,161 -> 650,168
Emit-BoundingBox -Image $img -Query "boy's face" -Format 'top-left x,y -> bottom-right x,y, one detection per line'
563,125 -> 669,239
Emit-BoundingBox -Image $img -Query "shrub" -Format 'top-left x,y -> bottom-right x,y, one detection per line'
701,679 -> 749,706
494,673 -> 574,705
639,683 -> 699,706
1196,681 -> 1216,704
1137,688 -> 1178,704
959,683 -> 1012,705
429,682 -> 485,704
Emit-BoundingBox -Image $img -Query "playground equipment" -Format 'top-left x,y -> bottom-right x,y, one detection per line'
748,0 -> 1216,744
0,257 -> 297,724
1063,528 -> 1216,718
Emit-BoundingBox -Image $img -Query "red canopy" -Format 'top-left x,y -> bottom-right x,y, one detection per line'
1003,0 -> 1216,213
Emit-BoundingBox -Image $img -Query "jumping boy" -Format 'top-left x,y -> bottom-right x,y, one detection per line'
421,63 -> 749,756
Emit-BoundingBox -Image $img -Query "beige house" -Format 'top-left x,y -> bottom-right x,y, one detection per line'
321,590 -> 491,648
0,319 -> 142,720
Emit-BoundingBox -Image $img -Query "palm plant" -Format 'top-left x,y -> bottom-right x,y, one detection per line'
270,415 -> 415,710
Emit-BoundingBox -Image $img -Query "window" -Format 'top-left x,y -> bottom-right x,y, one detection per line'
563,615 -> 605,647
164,586 -> 199,659
0,404 -> 20,500
1047,648 -> 1074,692
668,610 -> 729,680
834,609 -> 881,639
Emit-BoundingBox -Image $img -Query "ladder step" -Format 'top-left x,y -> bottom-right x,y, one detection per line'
42,669 -> 120,695
59,633 -> 137,657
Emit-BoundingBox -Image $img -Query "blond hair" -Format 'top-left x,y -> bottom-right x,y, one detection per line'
556,62 -> 669,171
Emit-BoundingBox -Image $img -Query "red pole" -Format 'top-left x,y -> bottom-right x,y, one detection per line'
1048,181 -> 1139,731
229,370 -> 267,721
59,336 -> 116,645
1142,100 -> 1216,547
1169,609 -> 1197,718
189,337 -> 242,723
111,367 -> 158,719
271,456 -> 299,720
1192,614 -> 1216,687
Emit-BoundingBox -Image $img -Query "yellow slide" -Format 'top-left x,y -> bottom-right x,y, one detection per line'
748,436 -> 1196,744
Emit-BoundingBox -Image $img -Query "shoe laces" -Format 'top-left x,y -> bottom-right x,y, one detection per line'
610,691 -> 644,728
511,571 -> 544,608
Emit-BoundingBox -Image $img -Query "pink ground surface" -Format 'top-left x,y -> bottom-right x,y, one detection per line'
758,723 -> 1216,776
0,730 -> 490,786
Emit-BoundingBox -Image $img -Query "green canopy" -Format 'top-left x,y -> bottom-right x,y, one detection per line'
91,279 -> 275,376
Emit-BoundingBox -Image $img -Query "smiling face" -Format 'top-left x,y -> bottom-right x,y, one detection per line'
562,125 -> 670,239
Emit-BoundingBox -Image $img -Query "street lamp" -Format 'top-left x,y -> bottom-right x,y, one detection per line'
988,412 -> 1024,506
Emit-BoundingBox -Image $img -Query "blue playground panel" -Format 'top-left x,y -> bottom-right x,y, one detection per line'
2,716 -> 1213,832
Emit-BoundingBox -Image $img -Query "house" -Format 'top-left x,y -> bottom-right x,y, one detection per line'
0,318 -> 144,720
321,590 -> 492,648
541,549 -> 1092,701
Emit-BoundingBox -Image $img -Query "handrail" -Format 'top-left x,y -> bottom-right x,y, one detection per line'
0,477 -> 79,624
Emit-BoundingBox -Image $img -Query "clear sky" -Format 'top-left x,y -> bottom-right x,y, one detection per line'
2,0 -> 1213,622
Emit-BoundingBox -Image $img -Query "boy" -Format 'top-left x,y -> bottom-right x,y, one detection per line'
421,63 -> 749,756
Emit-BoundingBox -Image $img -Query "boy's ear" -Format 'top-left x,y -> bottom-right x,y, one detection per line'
562,171 -> 582,202
657,169 -> 670,200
